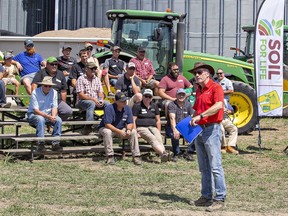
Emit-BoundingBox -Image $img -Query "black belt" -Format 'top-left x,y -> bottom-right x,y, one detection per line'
199,123 -> 219,129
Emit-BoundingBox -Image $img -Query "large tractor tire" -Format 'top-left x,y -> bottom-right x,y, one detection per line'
229,81 -> 257,134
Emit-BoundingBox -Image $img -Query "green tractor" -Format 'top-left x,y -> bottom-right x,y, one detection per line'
231,25 -> 288,116
95,9 -> 257,134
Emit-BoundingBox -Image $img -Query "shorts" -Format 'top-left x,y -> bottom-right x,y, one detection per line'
20,72 -> 36,83
2,77 -> 17,85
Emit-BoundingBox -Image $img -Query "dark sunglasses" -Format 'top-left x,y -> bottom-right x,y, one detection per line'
49,63 -> 58,66
43,85 -> 52,88
193,70 -> 204,75
144,95 -> 152,99
86,48 -> 93,51
217,72 -> 223,75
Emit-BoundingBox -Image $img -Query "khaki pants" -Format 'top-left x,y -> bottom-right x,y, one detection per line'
221,118 -> 238,147
137,126 -> 163,149
99,127 -> 140,157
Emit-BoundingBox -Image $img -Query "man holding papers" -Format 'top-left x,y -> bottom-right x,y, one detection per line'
189,62 -> 226,212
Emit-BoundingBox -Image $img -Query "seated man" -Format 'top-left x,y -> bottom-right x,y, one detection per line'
221,102 -> 239,154
0,65 -> 11,108
115,62 -> 142,107
99,92 -> 142,165
27,76 -> 62,152
57,45 -> 77,80
76,62 -> 109,135
166,88 -> 194,162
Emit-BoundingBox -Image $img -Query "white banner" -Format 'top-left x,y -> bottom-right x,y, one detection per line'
255,0 -> 284,116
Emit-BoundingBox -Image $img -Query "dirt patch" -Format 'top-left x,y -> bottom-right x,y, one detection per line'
35,27 -> 111,38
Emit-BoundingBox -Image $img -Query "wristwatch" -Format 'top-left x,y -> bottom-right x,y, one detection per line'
200,114 -> 204,119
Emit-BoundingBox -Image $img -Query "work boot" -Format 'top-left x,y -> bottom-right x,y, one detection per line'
206,200 -> 225,212
221,146 -> 227,154
160,152 -> 169,163
106,156 -> 116,165
190,196 -> 213,207
133,156 -> 142,165
37,143 -> 46,152
226,146 -> 239,155
51,143 -> 63,151
183,151 -> 194,161
171,154 -> 180,162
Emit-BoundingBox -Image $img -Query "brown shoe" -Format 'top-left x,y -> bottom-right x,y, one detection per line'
189,196 -> 213,206
133,156 -> 142,165
226,146 -> 239,154
221,146 -> 227,154
206,200 -> 225,212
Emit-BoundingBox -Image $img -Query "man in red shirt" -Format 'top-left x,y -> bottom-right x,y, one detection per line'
130,47 -> 159,94
189,62 -> 227,212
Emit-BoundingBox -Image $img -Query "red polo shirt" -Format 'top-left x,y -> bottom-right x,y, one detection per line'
193,79 -> 224,124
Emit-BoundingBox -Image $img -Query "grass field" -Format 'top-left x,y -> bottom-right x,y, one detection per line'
0,118 -> 287,216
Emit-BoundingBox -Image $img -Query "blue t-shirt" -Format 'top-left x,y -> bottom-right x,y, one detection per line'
13,51 -> 43,76
99,103 -> 133,129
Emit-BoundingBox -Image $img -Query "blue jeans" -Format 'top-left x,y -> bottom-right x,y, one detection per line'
28,113 -> 62,143
195,123 -> 227,201
77,99 -> 110,121
165,125 -> 180,155
0,80 -> 7,104
109,78 -> 118,86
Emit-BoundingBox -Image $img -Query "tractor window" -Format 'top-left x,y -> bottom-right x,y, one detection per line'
116,18 -> 172,78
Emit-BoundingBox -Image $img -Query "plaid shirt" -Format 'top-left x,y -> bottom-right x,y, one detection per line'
130,57 -> 155,80
76,74 -> 103,101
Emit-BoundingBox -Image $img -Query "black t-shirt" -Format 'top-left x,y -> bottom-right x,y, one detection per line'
104,58 -> 126,76
57,56 -> 77,72
132,101 -> 160,127
32,68 -> 68,103
69,62 -> 86,80
115,75 -> 141,98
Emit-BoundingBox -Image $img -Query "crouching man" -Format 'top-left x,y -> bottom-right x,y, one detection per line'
99,92 -> 142,165
27,76 -> 62,152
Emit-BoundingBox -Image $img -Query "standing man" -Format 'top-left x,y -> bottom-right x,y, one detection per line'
0,65 -> 11,108
189,62 -> 226,212
158,62 -> 192,116
13,39 -> 46,95
166,88 -> 194,162
115,62 -> 142,107
27,76 -> 62,152
130,47 -> 159,94
76,62 -> 109,135
99,92 -> 142,165
32,57 -> 73,121
215,68 -> 234,106
103,46 -> 126,86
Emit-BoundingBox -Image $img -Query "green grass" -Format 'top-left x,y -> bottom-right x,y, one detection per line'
0,118 -> 288,215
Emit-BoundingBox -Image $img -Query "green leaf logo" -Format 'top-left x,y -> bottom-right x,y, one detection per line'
272,19 -> 284,37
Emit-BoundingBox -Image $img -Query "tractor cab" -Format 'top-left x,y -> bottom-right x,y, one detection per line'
106,10 -> 182,80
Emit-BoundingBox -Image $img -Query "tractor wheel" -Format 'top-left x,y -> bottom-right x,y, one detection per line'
229,81 -> 257,134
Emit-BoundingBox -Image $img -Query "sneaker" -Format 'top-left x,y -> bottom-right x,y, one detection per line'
0,102 -> 11,108
133,156 -> 142,165
106,156 -> 115,165
183,152 -> 194,161
226,146 -> 239,155
190,196 -> 213,207
171,154 -> 179,162
206,200 -> 225,212
108,92 -> 115,96
13,97 -> 23,106
160,153 -> 169,163
51,143 -> 63,151
37,143 -> 46,152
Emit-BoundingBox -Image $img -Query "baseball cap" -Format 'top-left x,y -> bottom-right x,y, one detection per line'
62,45 -> 72,50
85,43 -> 93,49
46,56 -> 58,63
176,88 -> 186,95
24,39 -> 34,47
137,47 -> 146,52
143,89 -> 153,97
115,92 -> 127,102
188,62 -> 215,76
111,46 -> 121,51
4,52 -> 13,60
86,62 -> 98,69
127,62 -> 136,69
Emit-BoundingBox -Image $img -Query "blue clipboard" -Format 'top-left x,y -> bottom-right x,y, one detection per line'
176,116 -> 203,143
